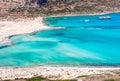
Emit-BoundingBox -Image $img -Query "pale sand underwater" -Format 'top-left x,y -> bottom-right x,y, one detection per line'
0,11 -> 120,44
0,12 -> 120,80
0,17 -> 51,44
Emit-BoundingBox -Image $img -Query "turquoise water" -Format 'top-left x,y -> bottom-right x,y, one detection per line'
0,13 -> 120,66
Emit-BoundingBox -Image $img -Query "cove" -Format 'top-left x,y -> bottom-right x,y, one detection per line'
0,13 -> 120,67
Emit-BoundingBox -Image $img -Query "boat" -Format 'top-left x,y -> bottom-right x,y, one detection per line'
99,16 -> 111,20
84,19 -> 90,22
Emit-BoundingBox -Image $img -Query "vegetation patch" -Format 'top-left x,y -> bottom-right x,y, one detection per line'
3,76 -> 77,81
3,80 -> 11,81
114,72 -> 120,76
25,76 -> 48,81
104,79 -> 116,81
77,75 -> 89,78
53,80 -> 77,81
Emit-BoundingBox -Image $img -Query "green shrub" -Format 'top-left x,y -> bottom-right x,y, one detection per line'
25,76 -> 47,81
77,75 -> 89,78
104,79 -> 116,81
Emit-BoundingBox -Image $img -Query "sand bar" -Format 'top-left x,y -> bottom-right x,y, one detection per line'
0,17 -> 52,44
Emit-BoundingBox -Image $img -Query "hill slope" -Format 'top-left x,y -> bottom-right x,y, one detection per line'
0,0 -> 120,17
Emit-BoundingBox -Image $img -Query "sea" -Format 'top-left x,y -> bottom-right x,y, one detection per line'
0,13 -> 120,67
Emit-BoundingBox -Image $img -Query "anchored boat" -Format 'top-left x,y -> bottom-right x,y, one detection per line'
99,16 -> 111,20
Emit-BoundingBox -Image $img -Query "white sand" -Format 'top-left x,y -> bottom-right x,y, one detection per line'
0,66 -> 119,80
0,17 -> 52,44
0,13 -> 120,80
0,11 -> 120,44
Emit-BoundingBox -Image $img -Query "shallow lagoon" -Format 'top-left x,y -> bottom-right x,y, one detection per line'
0,13 -> 120,66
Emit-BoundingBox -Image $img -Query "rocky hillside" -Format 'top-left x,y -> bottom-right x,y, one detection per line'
0,0 -> 120,17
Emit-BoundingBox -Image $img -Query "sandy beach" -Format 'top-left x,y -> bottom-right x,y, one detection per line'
0,17 -> 51,44
0,66 -> 119,80
0,11 -> 120,44
0,0 -> 120,80
0,12 -> 120,80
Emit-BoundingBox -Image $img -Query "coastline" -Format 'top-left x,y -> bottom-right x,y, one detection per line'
0,17 -> 51,45
0,17 -> 65,45
46,11 -> 120,18
0,11 -> 120,45
0,11 -> 120,80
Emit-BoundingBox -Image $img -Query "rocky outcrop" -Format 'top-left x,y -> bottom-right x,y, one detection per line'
0,0 -> 47,14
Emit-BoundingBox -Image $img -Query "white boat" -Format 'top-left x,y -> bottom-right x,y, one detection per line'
84,19 -> 90,22
99,16 -> 111,20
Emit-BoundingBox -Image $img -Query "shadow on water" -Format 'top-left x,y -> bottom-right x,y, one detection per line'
0,45 -> 10,49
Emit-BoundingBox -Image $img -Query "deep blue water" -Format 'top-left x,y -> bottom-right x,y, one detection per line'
0,13 -> 120,66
